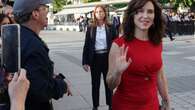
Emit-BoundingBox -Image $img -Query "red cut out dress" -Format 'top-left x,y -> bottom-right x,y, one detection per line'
112,37 -> 162,110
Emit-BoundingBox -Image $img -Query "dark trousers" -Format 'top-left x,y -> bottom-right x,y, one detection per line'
91,53 -> 112,108
25,100 -> 53,110
0,104 -> 9,110
165,28 -> 174,41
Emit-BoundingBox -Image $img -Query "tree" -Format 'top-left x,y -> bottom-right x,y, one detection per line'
159,0 -> 194,9
158,0 -> 169,4
112,3 -> 127,9
173,0 -> 194,8
82,0 -> 100,3
53,0 -> 72,13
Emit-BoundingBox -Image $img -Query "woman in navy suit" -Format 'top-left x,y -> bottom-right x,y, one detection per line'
82,5 -> 117,110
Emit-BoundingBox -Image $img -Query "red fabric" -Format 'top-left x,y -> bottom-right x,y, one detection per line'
112,37 -> 162,110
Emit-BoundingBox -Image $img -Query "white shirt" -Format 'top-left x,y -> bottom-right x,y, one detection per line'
95,25 -> 107,51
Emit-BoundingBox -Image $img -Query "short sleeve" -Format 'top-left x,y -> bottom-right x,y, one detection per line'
113,37 -> 125,47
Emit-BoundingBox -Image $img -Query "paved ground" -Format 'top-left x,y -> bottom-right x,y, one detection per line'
40,31 -> 195,110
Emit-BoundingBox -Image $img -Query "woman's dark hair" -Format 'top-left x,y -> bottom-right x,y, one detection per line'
0,14 -> 12,24
0,14 -> 12,36
91,5 -> 110,27
122,0 -> 165,45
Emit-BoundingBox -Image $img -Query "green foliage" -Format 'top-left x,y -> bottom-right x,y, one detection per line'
112,3 -> 127,9
67,1 -> 72,5
159,0 -> 194,9
82,0 -> 88,3
158,0 -> 169,4
82,0 -> 100,3
173,0 -> 194,9
53,0 -> 71,13
88,0 -> 101,3
52,0 -> 194,13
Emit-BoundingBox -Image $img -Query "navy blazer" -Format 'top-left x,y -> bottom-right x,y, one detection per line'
20,26 -> 67,110
82,24 -> 118,66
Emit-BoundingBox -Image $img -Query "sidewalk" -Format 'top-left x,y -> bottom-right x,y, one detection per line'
163,35 -> 195,42
42,31 -> 195,110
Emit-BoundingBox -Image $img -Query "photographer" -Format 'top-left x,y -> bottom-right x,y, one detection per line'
10,0 -> 72,110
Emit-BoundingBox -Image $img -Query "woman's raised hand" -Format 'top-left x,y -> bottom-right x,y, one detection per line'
114,44 -> 132,74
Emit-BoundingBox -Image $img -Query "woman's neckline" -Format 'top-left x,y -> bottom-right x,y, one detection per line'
134,37 -> 149,42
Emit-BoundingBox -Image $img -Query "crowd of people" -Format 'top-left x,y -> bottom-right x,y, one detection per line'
164,10 -> 195,22
53,15 -> 90,32
3,0 -> 195,110
163,10 -> 194,38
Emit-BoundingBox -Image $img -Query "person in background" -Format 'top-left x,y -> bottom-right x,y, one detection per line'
0,13 -> 11,27
0,13 -> 11,33
112,14 -> 120,36
83,16 -> 89,32
79,16 -> 84,32
106,0 -> 170,110
0,0 -> 3,13
8,69 -> 30,110
82,5 -> 117,110
3,5 -> 12,17
2,5 -> 15,23
163,13 -> 175,41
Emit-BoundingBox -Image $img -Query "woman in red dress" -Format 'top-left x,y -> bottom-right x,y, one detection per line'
106,0 -> 171,110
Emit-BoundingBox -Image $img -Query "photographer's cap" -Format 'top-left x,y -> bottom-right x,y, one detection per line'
13,0 -> 51,16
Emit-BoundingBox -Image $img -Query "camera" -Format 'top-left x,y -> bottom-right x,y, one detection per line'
55,73 -> 66,80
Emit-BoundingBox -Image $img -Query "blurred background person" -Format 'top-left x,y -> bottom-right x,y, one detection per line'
0,13 -> 12,32
3,5 -> 13,18
163,12 -> 175,41
112,13 -> 120,36
82,5 -> 117,110
0,0 -> 15,23
0,14 -> 11,26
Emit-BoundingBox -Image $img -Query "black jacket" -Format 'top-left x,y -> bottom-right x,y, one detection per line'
82,24 -> 118,66
20,26 -> 67,110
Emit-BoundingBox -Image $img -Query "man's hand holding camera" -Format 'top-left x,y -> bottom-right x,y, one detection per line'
53,73 -> 72,96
